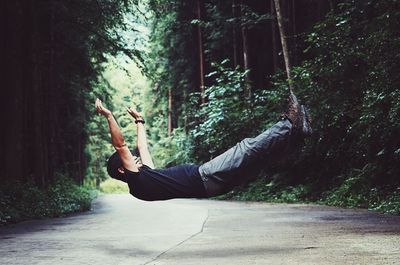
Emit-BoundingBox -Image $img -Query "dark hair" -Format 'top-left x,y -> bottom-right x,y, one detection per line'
106,148 -> 140,182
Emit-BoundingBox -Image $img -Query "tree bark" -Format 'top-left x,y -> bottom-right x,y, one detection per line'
329,0 -> 335,12
241,28 -> 250,73
240,0 -> 251,98
270,0 -> 278,73
5,1 -> 25,183
183,90 -> 188,134
196,0 -> 205,104
273,0 -> 293,91
168,88 -> 172,136
48,1 -> 57,184
232,0 -> 239,67
290,0 -> 297,65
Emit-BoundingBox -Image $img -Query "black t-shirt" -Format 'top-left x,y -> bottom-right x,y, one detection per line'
125,164 -> 207,201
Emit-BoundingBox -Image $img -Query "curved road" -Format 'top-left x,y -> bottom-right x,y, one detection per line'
0,194 -> 399,265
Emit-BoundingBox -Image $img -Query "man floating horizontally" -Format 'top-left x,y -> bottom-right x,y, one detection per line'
95,92 -> 312,201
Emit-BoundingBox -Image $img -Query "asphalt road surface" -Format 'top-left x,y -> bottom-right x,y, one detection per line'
1,194 -> 399,265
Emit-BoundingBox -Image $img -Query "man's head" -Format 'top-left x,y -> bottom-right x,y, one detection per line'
107,148 -> 140,182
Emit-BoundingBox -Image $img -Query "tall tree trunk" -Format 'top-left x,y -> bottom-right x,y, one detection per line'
33,55 -> 46,186
6,0 -> 25,183
78,139 -> 84,184
168,88 -> 172,136
24,0 -> 36,183
270,0 -> 278,73
329,0 -> 335,12
95,137 -> 101,188
240,0 -> 251,98
232,0 -> 239,67
241,28 -> 250,73
48,1 -> 56,184
196,0 -> 205,104
183,90 -> 189,134
290,0 -> 297,65
273,0 -> 293,91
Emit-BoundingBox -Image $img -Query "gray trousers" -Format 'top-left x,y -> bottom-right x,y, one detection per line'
198,119 -> 293,197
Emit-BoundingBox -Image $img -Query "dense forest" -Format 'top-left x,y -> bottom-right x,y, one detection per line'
143,0 -> 400,212
1,0 -> 399,224
0,0 -> 143,223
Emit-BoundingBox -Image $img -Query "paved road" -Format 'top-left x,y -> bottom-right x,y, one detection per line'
1,194 -> 399,265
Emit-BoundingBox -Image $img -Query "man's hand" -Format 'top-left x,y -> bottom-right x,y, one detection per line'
95,98 -> 112,118
127,107 -> 143,121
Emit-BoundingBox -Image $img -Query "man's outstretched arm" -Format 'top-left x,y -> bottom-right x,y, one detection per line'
95,98 -> 140,172
127,107 -> 155,169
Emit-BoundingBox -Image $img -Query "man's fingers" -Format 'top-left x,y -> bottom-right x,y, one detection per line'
127,107 -> 140,117
95,98 -> 104,115
96,99 -> 102,111
127,107 -> 138,117
98,101 -> 105,111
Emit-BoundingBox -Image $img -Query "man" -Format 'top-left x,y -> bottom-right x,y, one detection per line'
95,92 -> 312,201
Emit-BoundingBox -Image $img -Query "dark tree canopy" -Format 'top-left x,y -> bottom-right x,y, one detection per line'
0,0 -> 138,186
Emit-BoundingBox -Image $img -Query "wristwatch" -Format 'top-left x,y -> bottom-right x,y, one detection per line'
135,119 -> 145,124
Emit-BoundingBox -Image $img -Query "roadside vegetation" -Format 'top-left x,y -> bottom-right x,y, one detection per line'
0,177 -> 97,225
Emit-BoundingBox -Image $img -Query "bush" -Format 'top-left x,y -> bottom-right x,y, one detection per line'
151,126 -> 193,167
0,176 -> 97,226
370,190 -> 400,215
191,60 -> 286,163
99,178 -> 129,194
219,176 -> 311,204
319,166 -> 400,214
220,175 -> 399,215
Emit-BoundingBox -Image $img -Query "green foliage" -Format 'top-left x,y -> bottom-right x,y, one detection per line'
287,0 -> 400,190
142,1 -> 201,167
191,60 -> 286,162
152,127 -> 192,167
369,191 -> 400,215
321,181 -> 400,215
219,177 -> 310,203
184,0 -> 400,214
192,60 -> 252,159
0,177 -> 97,226
218,0 -> 400,214
320,165 -> 376,208
99,178 -> 129,194
85,77 -> 115,187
